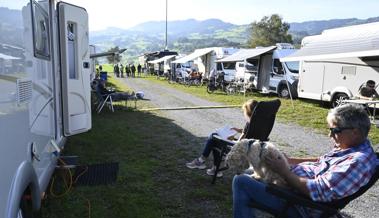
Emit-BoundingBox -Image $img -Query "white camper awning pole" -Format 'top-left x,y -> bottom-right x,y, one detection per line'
284,68 -> 295,110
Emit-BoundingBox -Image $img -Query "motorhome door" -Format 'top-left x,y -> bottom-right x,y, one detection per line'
58,2 -> 91,136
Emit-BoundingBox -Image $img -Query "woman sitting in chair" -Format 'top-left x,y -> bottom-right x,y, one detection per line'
232,104 -> 377,218
186,99 -> 258,177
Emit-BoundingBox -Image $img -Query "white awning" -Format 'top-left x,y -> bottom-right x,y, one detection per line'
172,48 -> 214,64
148,55 -> 176,64
216,46 -> 276,62
281,22 -> 379,62
0,53 -> 20,60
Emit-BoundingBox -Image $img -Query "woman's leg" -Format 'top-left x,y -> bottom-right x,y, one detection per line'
232,174 -> 301,218
201,133 -> 218,158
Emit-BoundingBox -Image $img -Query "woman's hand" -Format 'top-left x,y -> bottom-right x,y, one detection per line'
231,127 -> 242,133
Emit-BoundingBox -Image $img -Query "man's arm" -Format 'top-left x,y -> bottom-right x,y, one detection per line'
287,157 -> 318,165
266,155 -> 310,196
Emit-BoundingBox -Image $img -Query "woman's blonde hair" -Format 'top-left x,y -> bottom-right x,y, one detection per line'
242,99 -> 258,118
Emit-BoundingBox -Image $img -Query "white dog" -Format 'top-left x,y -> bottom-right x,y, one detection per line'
225,139 -> 289,186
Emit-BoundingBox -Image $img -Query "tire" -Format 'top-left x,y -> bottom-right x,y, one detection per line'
331,93 -> 349,108
278,85 -> 290,98
207,85 -> 214,94
18,195 -> 35,218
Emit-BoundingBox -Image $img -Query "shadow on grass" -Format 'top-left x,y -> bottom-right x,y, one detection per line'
41,109 -> 233,218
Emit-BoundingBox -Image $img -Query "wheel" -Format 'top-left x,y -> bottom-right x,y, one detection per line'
207,85 -> 214,93
332,93 -> 349,108
18,195 -> 35,218
278,86 -> 290,98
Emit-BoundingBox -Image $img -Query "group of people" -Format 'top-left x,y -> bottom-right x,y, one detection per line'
113,63 -> 142,78
186,98 -> 378,218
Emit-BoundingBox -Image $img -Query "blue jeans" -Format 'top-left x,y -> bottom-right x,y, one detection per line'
201,133 -> 219,158
233,174 -> 302,218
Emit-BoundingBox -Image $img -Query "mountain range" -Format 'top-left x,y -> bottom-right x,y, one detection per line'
90,16 -> 379,62
1,6 -> 378,63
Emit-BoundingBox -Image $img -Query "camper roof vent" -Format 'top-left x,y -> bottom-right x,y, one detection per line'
276,43 -> 294,49
16,79 -> 32,105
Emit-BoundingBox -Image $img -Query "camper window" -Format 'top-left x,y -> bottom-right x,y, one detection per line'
223,62 -> 236,70
31,1 -> 50,60
285,61 -> 299,74
273,59 -> 284,74
217,63 -> 223,71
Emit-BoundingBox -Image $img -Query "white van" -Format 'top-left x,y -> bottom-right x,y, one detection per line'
282,22 -> 379,107
0,1 -> 91,217
220,44 -> 299,98
216,62 -> 237,82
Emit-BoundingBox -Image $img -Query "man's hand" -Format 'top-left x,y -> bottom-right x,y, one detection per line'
264,154 -> 290,176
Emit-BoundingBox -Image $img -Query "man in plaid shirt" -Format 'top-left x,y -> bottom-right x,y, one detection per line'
232,104 -> 378,218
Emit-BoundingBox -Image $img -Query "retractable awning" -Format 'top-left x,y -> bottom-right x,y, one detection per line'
0,53 -> 20,60
216,46 -> 276,62
172,48 -> 214,64
281,22 -> 379,62
148,55 -> 176,64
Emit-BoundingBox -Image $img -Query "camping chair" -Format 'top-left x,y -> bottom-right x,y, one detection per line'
211,99 -> 281,184
250,152 -> 379,218
95,84 -> 114,113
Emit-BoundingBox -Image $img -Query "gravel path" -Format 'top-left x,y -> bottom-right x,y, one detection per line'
119,77 -> 378,218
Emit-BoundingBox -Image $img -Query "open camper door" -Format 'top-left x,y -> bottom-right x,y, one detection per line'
58,2 -> 91,136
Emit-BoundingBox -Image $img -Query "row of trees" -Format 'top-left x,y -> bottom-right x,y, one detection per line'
105,14 -> 293,63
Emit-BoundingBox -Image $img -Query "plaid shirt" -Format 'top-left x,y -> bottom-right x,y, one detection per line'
291,140 -> 377,217
292,140 -> 376,201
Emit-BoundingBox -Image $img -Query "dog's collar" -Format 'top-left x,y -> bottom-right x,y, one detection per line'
259,142 -> 267,159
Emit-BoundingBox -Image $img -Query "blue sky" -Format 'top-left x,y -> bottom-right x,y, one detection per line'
6,0 -> 379,31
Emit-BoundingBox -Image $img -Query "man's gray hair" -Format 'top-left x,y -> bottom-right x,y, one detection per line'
327,104 -> 371,137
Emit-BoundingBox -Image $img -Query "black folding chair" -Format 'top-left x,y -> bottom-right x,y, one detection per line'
211,99 -> 281,184
250,152 -> 379,218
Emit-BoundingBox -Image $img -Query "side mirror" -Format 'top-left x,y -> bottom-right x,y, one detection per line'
273,67 -> 279,73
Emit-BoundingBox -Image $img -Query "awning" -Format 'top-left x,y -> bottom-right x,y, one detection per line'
0,53 -> 20,60
281,22 -> 379,62
216,46 -> 276,62
148,55 -> 176,64
172,48 -> 214,64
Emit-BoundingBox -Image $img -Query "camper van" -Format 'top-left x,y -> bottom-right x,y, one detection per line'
173,47 -> 238,81
218,44 -> 299,98
282,22 -> 379,107
216,61 -> 237,82
0,1 -> 91,217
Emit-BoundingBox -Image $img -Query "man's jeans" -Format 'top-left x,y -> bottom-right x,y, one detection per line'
233,174 -> 302,218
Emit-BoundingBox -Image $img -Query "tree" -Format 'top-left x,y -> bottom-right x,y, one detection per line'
106,46 -> 122,64
248,14 -> 292,48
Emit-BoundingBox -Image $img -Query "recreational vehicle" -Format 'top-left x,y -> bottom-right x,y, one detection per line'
172,47 -> 238,80
217,44 -> 299,97
282,22 -> 379,107
0,1 -> 91,217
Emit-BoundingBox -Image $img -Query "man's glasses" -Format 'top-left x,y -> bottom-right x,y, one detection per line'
329,127 -> 354,135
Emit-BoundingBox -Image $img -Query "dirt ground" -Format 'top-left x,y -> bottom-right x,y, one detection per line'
119,76 -> 379,218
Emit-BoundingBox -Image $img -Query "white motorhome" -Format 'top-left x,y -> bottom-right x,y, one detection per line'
282,22 -> 379,107
218,44 -> 299,97
172,47 -> 238,81
0,1 -> 91,217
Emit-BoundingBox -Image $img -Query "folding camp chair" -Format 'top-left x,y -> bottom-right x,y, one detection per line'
211,99 -> 281,184
250,152 -> 379,218
95,84 -> 114,113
